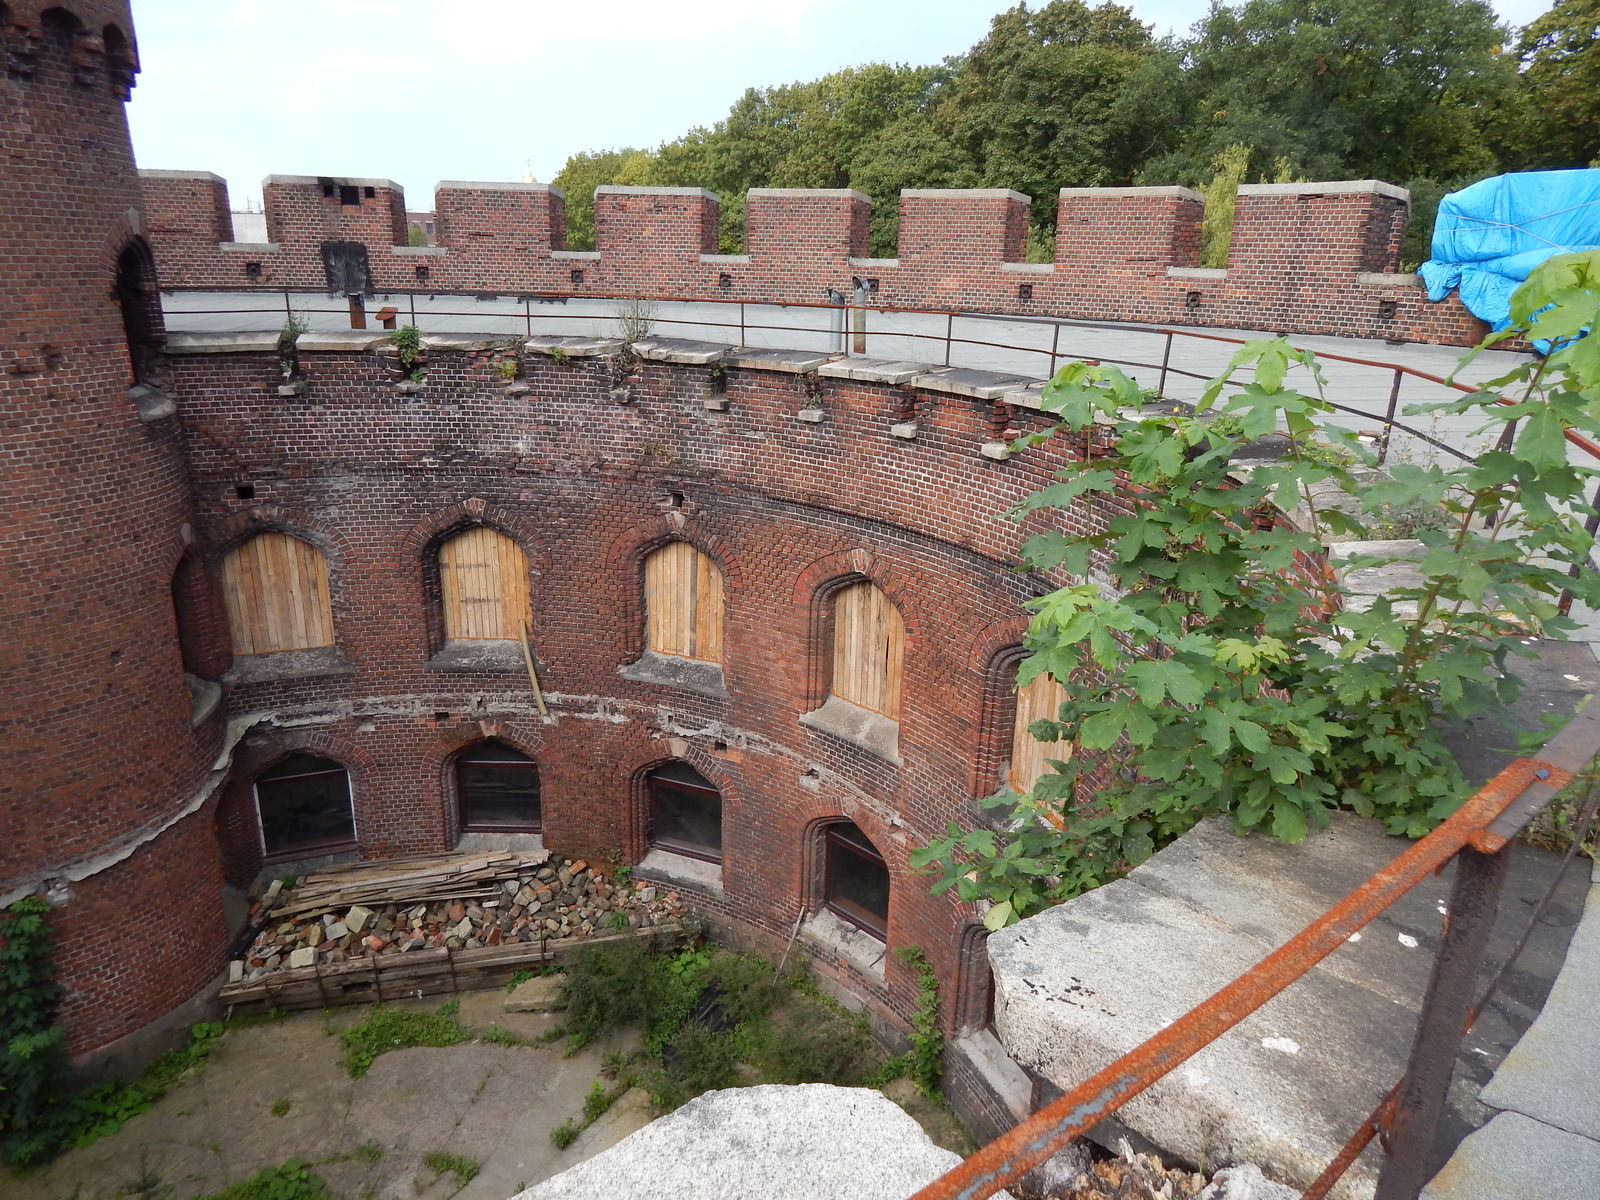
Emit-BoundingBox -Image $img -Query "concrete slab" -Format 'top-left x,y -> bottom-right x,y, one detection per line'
510,1084 -> 1006,1200
816,357 -> 932,385
723,347 -> 838,373
1479,876 -> 1600,1139
632,337 -> 730,364
522,334 -> 622,358
912,367 -> 1043,400
989,811 -> 1591,1200
1420,1111 -> 1600,1200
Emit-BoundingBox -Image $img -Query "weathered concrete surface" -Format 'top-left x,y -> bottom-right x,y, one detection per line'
1478,860 -> 1600,1140
1420,1111 -> 1600,1200
5,992 -> 639,1200
510,1084 -> 1005,1200
988,813 -> 1587,1200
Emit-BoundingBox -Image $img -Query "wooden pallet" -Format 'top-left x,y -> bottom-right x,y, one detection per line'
220,923 -> 686,1015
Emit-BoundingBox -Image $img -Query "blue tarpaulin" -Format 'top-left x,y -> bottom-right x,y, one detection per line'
1419,169 -> 1600,340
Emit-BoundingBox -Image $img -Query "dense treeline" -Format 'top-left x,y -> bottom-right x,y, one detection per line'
552,0 -> 1599,267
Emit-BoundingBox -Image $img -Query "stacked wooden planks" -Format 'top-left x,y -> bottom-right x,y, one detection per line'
218,924 -> 687,1014
266,851 -> 545,922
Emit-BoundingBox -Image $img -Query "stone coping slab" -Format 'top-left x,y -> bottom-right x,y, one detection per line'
523,334 -> 623,358
721,347 -> 839,374
631,337 -> 731,365
816,357 -> 932,385
913,367 -> 1044,401
1420,1111 -> 1600,1200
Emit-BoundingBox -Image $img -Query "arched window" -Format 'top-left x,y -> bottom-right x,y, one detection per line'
1010,669 -> 1073,794
831,581 -> 904,719
646,761 -> 722,862
255,754 -> 354,858
457,741 -> 540,832
644,542 -> 724,662
115,239 -> 163,387
219,532 -> 335,655
823,821 -> 889,940
439,526 -> 530,642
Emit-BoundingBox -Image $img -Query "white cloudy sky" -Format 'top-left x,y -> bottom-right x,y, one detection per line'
126,0 -> 1554,211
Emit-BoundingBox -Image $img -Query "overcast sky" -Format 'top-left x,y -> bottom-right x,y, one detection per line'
125,0 -> 1554,212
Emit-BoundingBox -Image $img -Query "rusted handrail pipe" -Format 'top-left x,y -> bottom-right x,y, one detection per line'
906,755 -> 1568,1200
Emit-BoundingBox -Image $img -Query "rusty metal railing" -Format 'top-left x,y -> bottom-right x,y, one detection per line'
908,703 -> 1600,1200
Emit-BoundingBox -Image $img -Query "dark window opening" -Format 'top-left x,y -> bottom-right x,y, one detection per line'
115,240 -> 163,387
458,740 -> 540,832
256,754 -> 355,859
235,483 -> 255,500
824,821 -> 888,939
363,185 -> 376,199
322,182 -> 336,198
339,184 -> 360,206
647,761 -> 722,862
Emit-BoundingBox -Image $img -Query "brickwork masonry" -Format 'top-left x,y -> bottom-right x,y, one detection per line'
139,173 -> 1485,347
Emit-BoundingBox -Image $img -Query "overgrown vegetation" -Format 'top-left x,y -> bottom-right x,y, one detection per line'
546,936 -> 889,1145
422,1149 -> 480,1187
918,250 -> 1600,925
193,1158 -> 335,1200
552,0 -> 1594,257
2,898 -> 229,1170
893,947 -> 943,1097
338,1000 -> 469,1078
389,325 -> 424,381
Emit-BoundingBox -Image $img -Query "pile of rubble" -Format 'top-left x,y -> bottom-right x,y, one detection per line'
234,850 -> 683,980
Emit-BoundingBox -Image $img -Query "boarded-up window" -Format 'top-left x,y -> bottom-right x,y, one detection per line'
831,581 -> 905,719
440,527 -> 530,641
644,542 -> 724,663
1010,669 -> 1073,793
220,532 -> 335,656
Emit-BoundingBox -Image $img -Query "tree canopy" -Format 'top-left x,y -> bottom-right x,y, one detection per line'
548,0 -> 1596,260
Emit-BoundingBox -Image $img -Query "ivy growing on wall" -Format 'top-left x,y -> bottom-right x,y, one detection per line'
917,250 -> 1600,927
0,895 -> 75,1169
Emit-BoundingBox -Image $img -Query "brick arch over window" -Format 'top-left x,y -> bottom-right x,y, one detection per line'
217,731 -> 377,885
422,719 -> 547,843
217,531 -> 335,656
790,549 -> 922,712
114,236 -> 163,386
403,500 -> 542,656
617,744 -> 740,865
604,513 -> 741,657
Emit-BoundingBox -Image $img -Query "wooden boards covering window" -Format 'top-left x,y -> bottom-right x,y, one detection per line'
644,541 -> 724,663
440,526 -> 530,641
646,544 -> 729,668
220,532 -> 335,656
832,580 -> 904,718
1010,669 -> 1073,793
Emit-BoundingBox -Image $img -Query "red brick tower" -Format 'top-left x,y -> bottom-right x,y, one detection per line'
0,1 -> 230,1059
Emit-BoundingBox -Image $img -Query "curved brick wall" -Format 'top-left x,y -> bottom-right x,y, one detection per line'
167,338 -> 1131,1041
0,0 -> 228,1054
139,171 -> 1489,347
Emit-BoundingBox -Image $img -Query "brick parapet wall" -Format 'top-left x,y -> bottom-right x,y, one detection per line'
166,344 -> 1131,1047
139,172 -> 1491,346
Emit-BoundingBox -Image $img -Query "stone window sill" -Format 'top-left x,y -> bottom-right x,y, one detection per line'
799,695 -> 901,765
456,831 -> 546,855
618,650 -> 729,699
803,907 -> 887,981
425,639 -> 526,673
224,645 -> 355,685
639,848 -> 725,894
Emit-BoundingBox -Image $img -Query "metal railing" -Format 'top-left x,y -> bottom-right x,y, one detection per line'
911,704 -> 1600,1200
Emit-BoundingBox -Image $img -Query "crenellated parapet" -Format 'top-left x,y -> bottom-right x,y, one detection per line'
139,171 -> 1488,346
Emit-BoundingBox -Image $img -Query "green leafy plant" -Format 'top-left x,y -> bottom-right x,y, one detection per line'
549,1120 -> 579,1149
193,1158 -> 333,1200
277,314 -> 308,382
496,357 -> 520,380
895,947 -> 943,1096
917,250 -> 1600,926
548,346 -> 570,366
338,1000 -> 467,1078
71,1022 -> 225,1148
0,895 -> 73,1169
478,1025 -> 524,1047
269,1097 -> 290,1118
422,1150 -> 480,1186
389,325 -> 424,380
